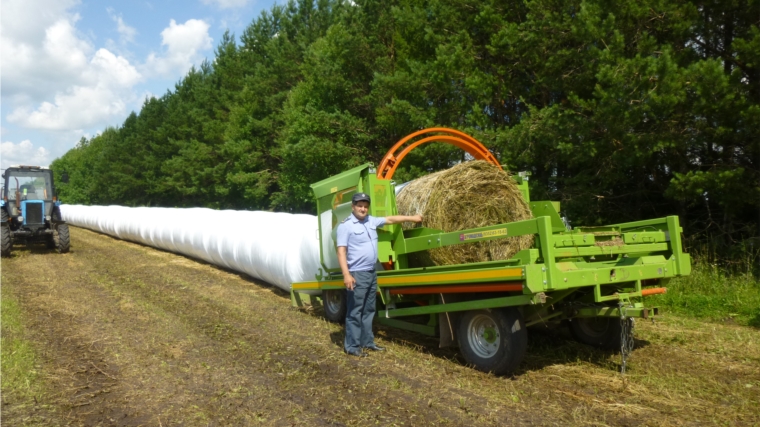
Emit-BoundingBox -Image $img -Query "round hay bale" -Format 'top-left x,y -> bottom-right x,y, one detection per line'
396,160 -> 534,266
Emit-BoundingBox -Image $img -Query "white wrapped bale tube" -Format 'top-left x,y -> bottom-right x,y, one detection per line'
60,205 -> 322,292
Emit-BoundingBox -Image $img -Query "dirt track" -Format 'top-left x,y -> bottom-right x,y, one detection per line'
2,227 -> 759,426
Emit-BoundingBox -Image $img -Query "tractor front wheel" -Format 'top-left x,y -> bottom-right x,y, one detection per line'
457,308 -> 527,375
570,316 -> 633,351
48,206 -> 70,253
1,210 -> 11,257
52,223 -> 70,254
322,289 -> 347,323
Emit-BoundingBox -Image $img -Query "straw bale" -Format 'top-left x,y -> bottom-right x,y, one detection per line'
595,237 -> 624,247
396,160 -> 534,266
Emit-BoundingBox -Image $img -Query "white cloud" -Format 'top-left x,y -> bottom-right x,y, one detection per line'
7,48 -> 141,131
0,1 -> 214,168
201,0 -> 252,9
144,19 -> 213,77
1,1 -> 143,132
1,14 -> 92,101
108,9 -> 138,44
1,0 -> 81,46
1,140 -> 51,170
88,48 -> 142,87
42,18 -> 92,77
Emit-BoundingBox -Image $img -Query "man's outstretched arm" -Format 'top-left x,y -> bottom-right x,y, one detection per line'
384,214 -> 423,225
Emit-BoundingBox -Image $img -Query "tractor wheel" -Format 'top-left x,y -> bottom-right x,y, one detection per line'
457,308 -> 527,375
47,207 -> 62,249
322,289 -> 347,323
52,223 -> 71,254
569,316 -> 633,351
1,210 -> 11,258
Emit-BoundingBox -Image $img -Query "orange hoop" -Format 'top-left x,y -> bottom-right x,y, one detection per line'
376,128 -> 501,180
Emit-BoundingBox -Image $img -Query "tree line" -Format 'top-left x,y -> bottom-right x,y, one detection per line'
52,0 -> 760,264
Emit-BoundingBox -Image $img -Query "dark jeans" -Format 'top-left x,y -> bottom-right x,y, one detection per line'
344,270 -> 377,352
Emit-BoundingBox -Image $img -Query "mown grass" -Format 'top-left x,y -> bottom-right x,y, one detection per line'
1,228 -> 758,426
0,276 -> 58,426
1,288 -> 41,398
650,256 -> 760,327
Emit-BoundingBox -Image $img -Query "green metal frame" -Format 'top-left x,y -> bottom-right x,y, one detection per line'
293,164 -> 692,336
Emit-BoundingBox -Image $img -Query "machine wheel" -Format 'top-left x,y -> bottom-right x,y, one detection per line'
569,316 -> 633,350
457,308 -> 527,375
1,210 -> 11,258
322,289 -> 347,323
52,223 -> 71,254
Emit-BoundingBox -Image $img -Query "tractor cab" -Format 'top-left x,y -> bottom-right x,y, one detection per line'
3,166 -> 56,230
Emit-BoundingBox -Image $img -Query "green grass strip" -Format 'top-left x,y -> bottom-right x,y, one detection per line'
650,259 -> 760,327
1,289 -> 44,403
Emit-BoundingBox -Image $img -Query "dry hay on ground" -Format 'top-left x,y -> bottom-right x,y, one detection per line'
396,160 -> 534,266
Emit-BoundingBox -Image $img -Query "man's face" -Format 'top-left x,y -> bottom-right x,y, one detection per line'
352,201 -> 369,220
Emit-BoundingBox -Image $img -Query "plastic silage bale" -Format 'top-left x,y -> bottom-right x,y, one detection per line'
59,205 -> 322,292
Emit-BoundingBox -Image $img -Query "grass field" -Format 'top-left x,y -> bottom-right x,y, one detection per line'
1,227 -> 758,426
651,256 -> 760,327
1,280 -> 63,425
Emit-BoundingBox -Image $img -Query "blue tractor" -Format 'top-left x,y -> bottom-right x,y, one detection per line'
1,165 -> 70,257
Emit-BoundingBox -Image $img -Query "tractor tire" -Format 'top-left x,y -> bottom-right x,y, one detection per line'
48,207 -> 70,254
322,289 -> 347,323
53,223 -> 71,254
457,308 -> 527,375
47,207 -> 62,249
569,316 -> 633,351
1,211 -> 11,258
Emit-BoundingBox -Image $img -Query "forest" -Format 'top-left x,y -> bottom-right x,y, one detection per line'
51,0 -> 760,266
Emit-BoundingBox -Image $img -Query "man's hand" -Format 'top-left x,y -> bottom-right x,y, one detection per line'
344,274 -> 356,291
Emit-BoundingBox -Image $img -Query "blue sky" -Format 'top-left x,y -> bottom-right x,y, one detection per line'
1,0 -> 280,172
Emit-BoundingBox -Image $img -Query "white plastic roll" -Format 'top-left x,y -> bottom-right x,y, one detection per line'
60,205 -> 322,292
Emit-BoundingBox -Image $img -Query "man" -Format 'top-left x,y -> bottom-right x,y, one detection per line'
337,192 -> 423,357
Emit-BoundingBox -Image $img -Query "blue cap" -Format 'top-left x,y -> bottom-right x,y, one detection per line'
352,192 -> 371,204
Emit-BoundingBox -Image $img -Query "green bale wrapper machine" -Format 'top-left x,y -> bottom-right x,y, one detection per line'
291,128 -> 691,374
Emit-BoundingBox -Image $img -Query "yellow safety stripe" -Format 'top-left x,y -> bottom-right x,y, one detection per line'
291,268 -> 523,290
378,268 -> 523,285
292,281 -> 342,290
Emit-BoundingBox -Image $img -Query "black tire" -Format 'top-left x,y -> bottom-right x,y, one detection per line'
457,308 -> 527,375
1,210 -> 11,257
47,207 -> 62,249
53,223 -> 70,254
569,316 -> 633,350
322,289 -> 347,323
